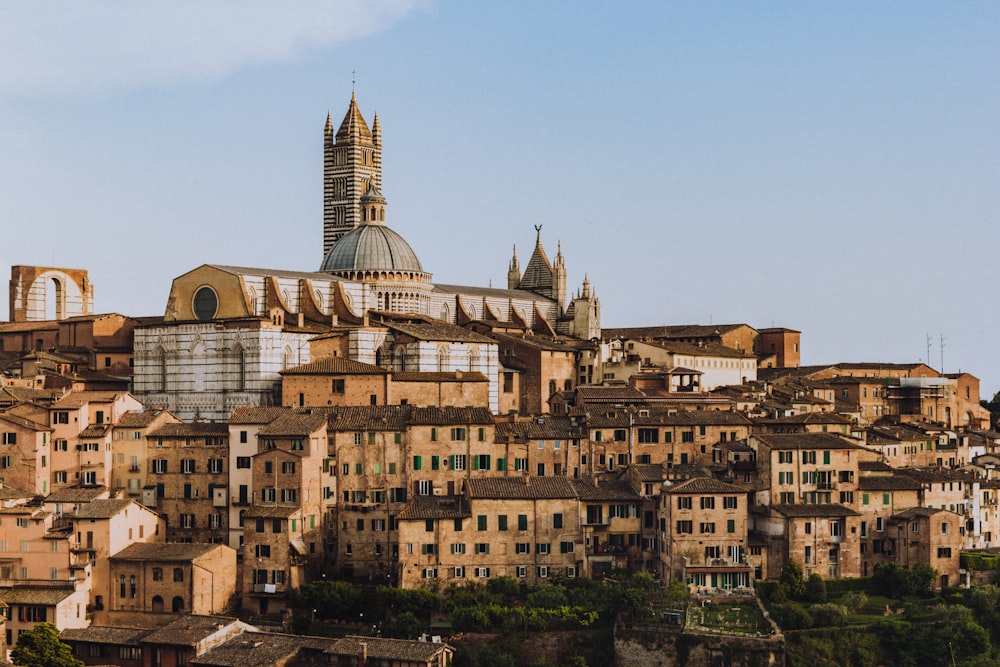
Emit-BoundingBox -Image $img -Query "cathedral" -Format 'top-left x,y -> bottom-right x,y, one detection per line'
133,94 -> 600,421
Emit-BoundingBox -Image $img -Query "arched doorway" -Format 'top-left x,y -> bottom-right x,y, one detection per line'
151,595 -> 164,612
172,596 -> 185,612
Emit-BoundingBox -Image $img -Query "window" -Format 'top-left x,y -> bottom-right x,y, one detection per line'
180,514 -> 195,529
723,496 -> 738,509
514,458 -> 528,471
475,543 -> 490,555
452,543 -> 466,555
2,432 -> 16,445
474,454 -> 491,470
282,461 -> 296,474
152,459 -> 167,473
451,454 -> 466,471
453,566 -> 466,578
208,459 -> 223,473
515,542 -> 530,554
53,411 -> 69,424
477,515 -> 488,531
699,522 -> 716,534
638,428 -> 659,444
413,455 -> 422,471
152,567 -> 163,581
173,568 -> 184,582
938,547 -> 952,558
518,514 -> 528,530
431,455 -> 440,470
421,544 -> 438,555
560,541 -> 574,553
676,521 -> 693,534
332,379 -> 345,394
553,513 -> 563,529
475,567 -> 491,579
236,456 -> 250,468
451,427 -> 466,441
677,497 -> 692,510
700,497 -> 716,510
417,480 -> 431,496
801,451 -> 816,464
423,568 -> 438,579
537,566 -> 550,578
498,515 -> 508,531
516,565 -> 527,578
181,459 -> 195,474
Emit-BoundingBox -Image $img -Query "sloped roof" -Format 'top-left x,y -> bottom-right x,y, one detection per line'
466,476 -> 577,500
397,495 -> 470,520
753,433 -> 864,450
112,542 -> 221,561
280,357 -> 388,375
664,477 -> 748,495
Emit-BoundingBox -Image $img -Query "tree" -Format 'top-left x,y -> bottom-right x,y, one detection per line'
299,579 -> 362,620
10,622 -> 83,667
779,559 -> 806,599
805,573 -> 827,603
980,391 -> 1000,427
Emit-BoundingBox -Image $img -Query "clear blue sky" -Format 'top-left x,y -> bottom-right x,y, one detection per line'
1,2 -> 998,392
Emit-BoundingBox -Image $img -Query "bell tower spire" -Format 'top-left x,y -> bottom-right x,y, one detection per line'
323,92 -> 381,260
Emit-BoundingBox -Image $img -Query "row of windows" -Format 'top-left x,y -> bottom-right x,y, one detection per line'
675,520 -> 738,534
675,496 -> 740,510
776,450 -> 832,465
150,459 -> 224,474
423,565 -> 576,580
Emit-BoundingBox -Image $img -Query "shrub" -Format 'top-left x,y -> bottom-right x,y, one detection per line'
810,603 -> 848,627
772,602 -> 812,630
805,573 -> 827,603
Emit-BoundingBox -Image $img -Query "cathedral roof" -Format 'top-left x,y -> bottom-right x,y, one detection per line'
519,230 -> 553,291
319,223 -> 424,274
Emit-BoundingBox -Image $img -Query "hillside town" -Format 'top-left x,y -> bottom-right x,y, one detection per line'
0,95 -> 997,665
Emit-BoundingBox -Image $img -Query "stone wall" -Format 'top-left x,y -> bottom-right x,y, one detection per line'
614,625 -> 784,667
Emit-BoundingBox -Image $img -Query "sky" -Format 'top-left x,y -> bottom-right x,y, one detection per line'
1,2 -> 998,391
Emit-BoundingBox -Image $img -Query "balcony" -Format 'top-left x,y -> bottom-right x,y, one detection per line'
587,543 -> 629,556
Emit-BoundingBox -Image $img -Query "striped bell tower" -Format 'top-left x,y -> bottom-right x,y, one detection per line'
323,93 -> 382,259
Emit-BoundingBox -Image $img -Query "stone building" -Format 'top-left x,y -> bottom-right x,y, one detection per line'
0,412 -> 51,494
661,477 -> 752,593
142,422 -> 229,543
108,542 -> 236,615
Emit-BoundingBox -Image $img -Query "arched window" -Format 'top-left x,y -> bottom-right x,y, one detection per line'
468,347 -> 480,372
130,575 -> 136,598
152,567 -> 163,581
236,346 -> 246,391
172,596 -> 184,612
283,346 -> 293,370
156,346 -> 167,392
437,348 -> 450,373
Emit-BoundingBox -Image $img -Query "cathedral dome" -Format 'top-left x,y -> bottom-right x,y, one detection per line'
319,223 -> 424,274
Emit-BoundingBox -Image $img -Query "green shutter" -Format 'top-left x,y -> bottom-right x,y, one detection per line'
414,455 -> 422,471
432,456 -> 440,470
497,457 -> 505,471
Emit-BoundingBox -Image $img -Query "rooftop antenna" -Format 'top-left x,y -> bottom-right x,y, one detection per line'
926,334 -> 932,369
940,334 -> 946,374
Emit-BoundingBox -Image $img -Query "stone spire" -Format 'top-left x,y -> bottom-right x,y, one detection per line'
553,241 -> 567,314
507,245 -> 521,289
323,93 -> 382,260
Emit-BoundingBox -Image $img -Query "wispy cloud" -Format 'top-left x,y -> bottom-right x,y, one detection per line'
0,1 -> 425,97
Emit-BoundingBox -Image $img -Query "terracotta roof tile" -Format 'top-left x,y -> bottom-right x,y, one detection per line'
112,542 -> 222,561
466,476 -> 576,500
397,495 -> 470,520
150,423 -> 229,438
664,477 -> 748,495
280,357 -> 388,375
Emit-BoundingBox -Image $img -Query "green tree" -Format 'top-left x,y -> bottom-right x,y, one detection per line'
980,390 -> 1000,426
10,622 -> 83,667
780,559 -> 807,599
299,579 -> 362,620
805,573 -> 827,603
